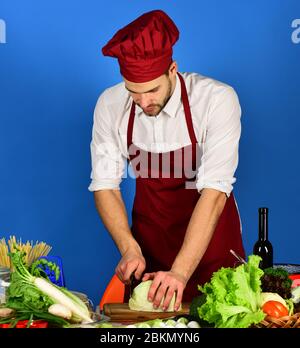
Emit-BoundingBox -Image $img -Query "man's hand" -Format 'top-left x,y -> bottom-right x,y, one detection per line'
142,271 -> 187,311
115,248 -> 146,284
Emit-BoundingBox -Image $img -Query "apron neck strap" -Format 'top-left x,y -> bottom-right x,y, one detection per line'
177,72 -> 198,145
127,102 -> 135,150
127,72 -> 198,152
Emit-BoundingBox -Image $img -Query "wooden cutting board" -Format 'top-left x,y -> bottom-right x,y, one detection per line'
103,302 -> 190,322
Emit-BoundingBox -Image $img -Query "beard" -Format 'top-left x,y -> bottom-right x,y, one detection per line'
141,77 -> 172,117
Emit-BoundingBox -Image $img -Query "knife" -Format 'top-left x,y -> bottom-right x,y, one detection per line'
129,273 -> 135,298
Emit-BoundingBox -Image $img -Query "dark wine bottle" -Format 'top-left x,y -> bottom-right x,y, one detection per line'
253,207 -> 273,269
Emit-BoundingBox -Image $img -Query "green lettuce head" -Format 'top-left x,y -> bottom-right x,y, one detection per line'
197,254 -> 266,328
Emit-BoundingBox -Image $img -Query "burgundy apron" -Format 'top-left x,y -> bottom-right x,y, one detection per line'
126,73 -> 245,301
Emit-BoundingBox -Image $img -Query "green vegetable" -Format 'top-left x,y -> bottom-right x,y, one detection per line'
97,317 -> 201,329
128,280 -> 181,312
97,322 -> 114,328
29,258 -> 60,281
6,250 -> 92,323
189,294 -> 206,320
285,298 -> 294,315
197,254 -> 265,328
136,322 -> 151,328
176,317 -> 189,325
261,267 -> 292,299
6,271 -> 54,312
0,309 -> 71,328
291,286 -> 300,304
144,318 -> 165,328
165,319 -> 176,326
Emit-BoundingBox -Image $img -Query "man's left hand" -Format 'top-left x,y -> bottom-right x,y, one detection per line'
142,271 -> 187,311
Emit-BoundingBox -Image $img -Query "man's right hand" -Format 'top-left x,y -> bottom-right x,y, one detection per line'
115,247 -> 146,283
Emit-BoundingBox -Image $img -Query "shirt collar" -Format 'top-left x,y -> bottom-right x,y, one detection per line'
135,73 -> 181,118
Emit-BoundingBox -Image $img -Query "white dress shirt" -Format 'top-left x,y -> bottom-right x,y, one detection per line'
88,72 -> 241,196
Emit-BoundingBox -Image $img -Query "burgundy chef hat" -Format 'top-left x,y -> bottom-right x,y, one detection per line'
102,10 -> 179,83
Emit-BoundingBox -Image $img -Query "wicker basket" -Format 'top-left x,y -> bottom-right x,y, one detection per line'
255,312 -> 300,328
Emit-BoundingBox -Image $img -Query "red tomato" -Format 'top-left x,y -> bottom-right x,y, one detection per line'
262,300 -> 289,318
16,320 -> 49,328
15,320 -> 30,328
0,320 -> 49,329
29,320 -> 48,329
0,324 -> 10,328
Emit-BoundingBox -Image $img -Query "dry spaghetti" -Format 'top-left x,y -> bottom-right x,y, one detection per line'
0,235 -> 52,268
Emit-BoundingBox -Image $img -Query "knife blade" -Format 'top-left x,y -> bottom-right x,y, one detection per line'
129,273 -> 135,299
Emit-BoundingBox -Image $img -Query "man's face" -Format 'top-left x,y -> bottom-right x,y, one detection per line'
124,73 -> 173,117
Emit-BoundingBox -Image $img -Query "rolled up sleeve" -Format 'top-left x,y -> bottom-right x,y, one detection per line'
196,87 -> 241,197
88,94 -> 125,192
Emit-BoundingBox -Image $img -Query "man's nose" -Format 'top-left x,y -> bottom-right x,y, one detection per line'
136,94 -> 150,108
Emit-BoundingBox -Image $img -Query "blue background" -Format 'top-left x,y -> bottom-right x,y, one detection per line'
0,0 -> 299,307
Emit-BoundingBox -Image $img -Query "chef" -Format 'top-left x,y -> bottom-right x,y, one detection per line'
88,10 -> 245,310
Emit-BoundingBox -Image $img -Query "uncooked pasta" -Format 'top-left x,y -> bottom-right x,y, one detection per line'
0,235 -> 52,268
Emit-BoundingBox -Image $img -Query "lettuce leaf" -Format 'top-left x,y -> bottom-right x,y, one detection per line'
6,270 -> 54,312
197,255 -> 265,328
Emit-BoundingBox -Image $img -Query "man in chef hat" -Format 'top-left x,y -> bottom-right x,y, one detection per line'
89,10 -> 245,311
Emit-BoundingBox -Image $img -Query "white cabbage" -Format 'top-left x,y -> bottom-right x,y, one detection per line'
128,280 -> 182,312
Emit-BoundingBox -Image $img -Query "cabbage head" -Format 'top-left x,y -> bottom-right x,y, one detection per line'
129,280 -> 181,312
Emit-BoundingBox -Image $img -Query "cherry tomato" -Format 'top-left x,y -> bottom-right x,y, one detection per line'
262,300 -> 289,318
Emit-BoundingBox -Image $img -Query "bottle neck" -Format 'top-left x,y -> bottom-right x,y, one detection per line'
259,210 -> 268,241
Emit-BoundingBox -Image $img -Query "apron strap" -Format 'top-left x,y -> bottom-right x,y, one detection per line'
127,72 -> 198,155
127,101 -> 135,152
177,72 -> 198,145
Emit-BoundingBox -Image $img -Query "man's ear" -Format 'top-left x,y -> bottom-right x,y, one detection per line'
169,61 -> 178,76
